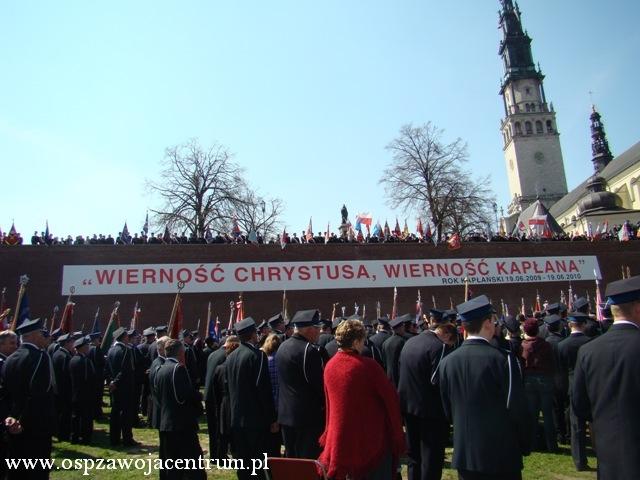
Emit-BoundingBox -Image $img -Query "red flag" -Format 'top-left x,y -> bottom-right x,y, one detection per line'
425,222 -> 432,239
447,233 -> 461,250
130,301 -> 141,331
59,301 -> 75,334
416,218 -> 424,239
535,292 -> 542,312
235,296 -> 244,322
394,219 -> 401,237
168,294 -> 183,339
306,218 -> 313,242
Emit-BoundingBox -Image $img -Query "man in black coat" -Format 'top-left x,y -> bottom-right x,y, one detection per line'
137,327 -> 156,418
106,327 -> 137,446
52,333 -> 75,441
87,332 -> 105,420
544,314 -> 569,444
181,329 -> 200,388
398,311 -> 455,480
369,316 -> 392,352
573,276 -> 640,479
276,309 -> 325,458
0,330 -> 18,479
382,314 -> 410,388
440,296 -> 530,480
225,318 -> 276,480
156,338 -> 206,480
2,318 -> 56,480
69,336 -> 95,444
148,325 -> 168,362
128,329 -> 145,426
204,339 -> 228,461
316,319 -> 333,349
148,336 -> 168,431
557,312 -> 591,470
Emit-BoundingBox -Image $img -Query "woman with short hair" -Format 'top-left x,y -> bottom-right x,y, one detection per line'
318,319 -> 405,480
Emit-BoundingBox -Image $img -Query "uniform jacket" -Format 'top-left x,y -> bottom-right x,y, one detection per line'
155,358 -> 201,432
369,330 -> 391,352
204,348 -> 226,403
557,332 -> 590,392
148,355 -> 165,429
573,323 -> 640,479
398,330 -> 452,419
52,347 -> 73,400
440,338 -> 530,475
275,334 -> 325,427
382,334 -> 406,387
106,342 -> 135,394
69,353 -> 95,404
2,344 -> 56,435
225,342 -> 276,429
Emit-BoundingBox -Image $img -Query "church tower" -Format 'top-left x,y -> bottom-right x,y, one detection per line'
589,105 -> 613,173
498,0 -> 568,215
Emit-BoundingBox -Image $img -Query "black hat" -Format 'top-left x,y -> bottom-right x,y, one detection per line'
291,309 -> 322,327
190,330 -> 199,337
567,312 -> 589,323
51,328 -> 62,339
113,327 -> 128,341
74,336 -> 91,349
573,297 -> 589,313
543,314 -> 562,326
72,331 -> 84,340
257,320 -> 268,330
501,315 -> 520,334
89,332 -> 101,340
143,327 -> 155,336
390,314 -> 411,329
444,309 -> 458,320
320,318 -> 332,328
331,317 -> 344,330
179,329 -> 192,340
605,275 -> 640,305
378,316 -> 390,325
268,313 -> 284,327
429,309 -> 445,322
235,317 -> 256,335
457,296 -> 496,322
361,317 -> 374,327
58,333 -> 72,343
545,303 -> 560,315
127,329 -> 139,337
16,318 -> 44,336
155,325 -> 168,333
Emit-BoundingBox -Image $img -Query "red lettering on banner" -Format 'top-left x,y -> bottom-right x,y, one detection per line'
142,269 -> 156,284
521,261 -> 532,273
384,264 -> 401,278
422,263 -> 434,276
436,264 -> 450,277
533,262 -> 544,274
95,270 -> 116,285
251,267 -> 265,282
282,266 -> 295,281
159,269 -> 173,283
343,265 -> 354,279
569,261 -> 579,272
126,269 -> 139,284
357,265 -> 370,279
409,264 -> 420,278
235,267 -> 248,282
556,261 -> 567,273
327,266 -> 340,280
312,265 -> 323,280
510,263 -> 521,274
267,267 -> 281,282
497,262 -> 507,275
299,266 -> 310,281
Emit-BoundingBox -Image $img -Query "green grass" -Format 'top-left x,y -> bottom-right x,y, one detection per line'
49,398 -> 597,479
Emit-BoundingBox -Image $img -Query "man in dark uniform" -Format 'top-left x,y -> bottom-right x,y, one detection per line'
181,330 -> 200,388
276,309 -> 325,458
557,312 -> 591,471
0,330 -> 18,479
128,329 -> 145,426
225,318 -> 276,480
46,328 -> 62,356
268,313 -> 287,342
106,327 -> 137,446
149,326 -> 168,362
148,336 -> 168,431
137,327 -> 156,418
69,336 -> 95,444
316,319 -> 333,349
52,333 -> 75,441
439,296 -> 530,480
544,314 -> 569,444
322,318 -> 344,360
382,314 -> 410,388
573,275 -> 640,479
398,312 -> 455,480
204,335 -> 228,461
87,331 -> 105,420
2,318 -> 56,480
156,338 -> 206,480
573,297 -> 601,338
369,316 -> 392,352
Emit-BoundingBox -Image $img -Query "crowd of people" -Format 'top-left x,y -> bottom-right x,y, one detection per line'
1,220 -> 639,247
0,275 -> 638,479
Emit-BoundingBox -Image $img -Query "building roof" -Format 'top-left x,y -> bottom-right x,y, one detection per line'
512,199 -> 564,235
550,141 -> 640,218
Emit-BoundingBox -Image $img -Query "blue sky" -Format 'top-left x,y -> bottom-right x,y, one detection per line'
1,0 -> 638,239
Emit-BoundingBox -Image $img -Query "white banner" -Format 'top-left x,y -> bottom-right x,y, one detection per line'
61,256 -> 601,295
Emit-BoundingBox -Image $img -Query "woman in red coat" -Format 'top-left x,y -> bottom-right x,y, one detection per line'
318,319 -> 406,480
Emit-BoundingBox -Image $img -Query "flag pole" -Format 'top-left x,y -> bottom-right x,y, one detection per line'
100,301 -> 121,351
10,275 -> 29,331
49,305 -> 60,332
167,282 -> 185,335
432,295 -> 437,309
463,277 -> 469,302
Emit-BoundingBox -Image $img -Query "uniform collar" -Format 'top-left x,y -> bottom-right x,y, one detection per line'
611,320 -> 640,330
465,335 -> 491,344
165,357 -> 179,364
21,342 -> 42,351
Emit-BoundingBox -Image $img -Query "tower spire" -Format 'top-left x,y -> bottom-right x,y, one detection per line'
590,105 -> 613,173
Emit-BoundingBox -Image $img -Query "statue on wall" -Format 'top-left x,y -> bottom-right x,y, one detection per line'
341,205 -> 349,225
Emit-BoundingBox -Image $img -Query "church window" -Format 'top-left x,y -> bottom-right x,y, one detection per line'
525,104 -> 531,113
536,121 -> 543,134
525,87 -> 531,95
515,122 -> 522,135
530,103 -> 536,112
525,121 -> 533,134
546,120 -> 553,133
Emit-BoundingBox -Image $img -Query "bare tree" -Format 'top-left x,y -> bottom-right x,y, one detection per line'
147,139 -> 249,237
380,123 -> 494,242
444,176 -> 496,237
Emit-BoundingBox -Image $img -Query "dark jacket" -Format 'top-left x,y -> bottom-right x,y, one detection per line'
369,330 -> 391,352
52,348 -> 73,400
398,330 -> 452,419
557,332 -> 590,392
521,337 -> 555,377
440,339 -> 530,475
204,348 -> 226,403
155,358 -> 201,432
148,355 -> 165,429
382,334 -> 406,387
69,353 -> 95,404
225,342 -> 276,428
2,344 -> 56,435
275,334 -> 324,427
106,342 -> 135,394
